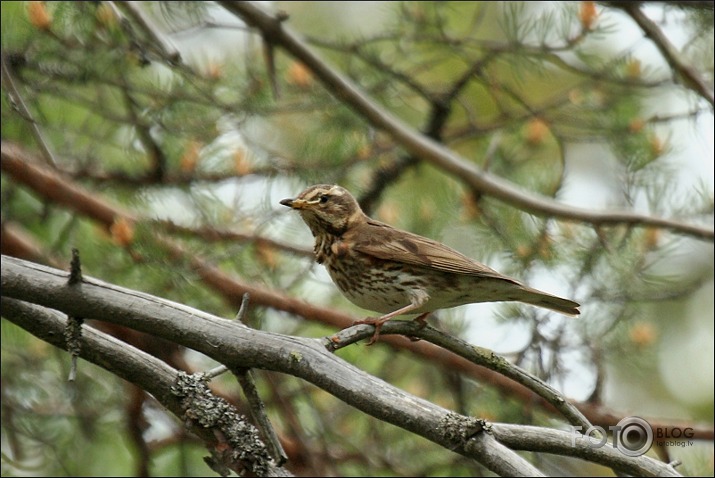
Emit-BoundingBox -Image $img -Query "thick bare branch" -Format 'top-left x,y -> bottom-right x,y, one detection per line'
1,255 -> 545,476
1,255 -> 681,477
490,424 -> 681,477
0,297 -> 288,477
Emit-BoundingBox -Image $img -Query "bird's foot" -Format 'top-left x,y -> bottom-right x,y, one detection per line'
353,316 -> 391,345
407,312 -> 430,341
412,312 -> 430,329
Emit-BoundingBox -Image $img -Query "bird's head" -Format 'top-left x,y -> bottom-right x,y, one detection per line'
280,184 -> 365,237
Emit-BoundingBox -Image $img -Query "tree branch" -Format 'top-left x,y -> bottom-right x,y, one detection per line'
491,423 -> 681,477
1,255 -> 681,476
219,1 -> 713,242
609,2 -> 714,107
329,321 -> 592,431
2,140 -> 711,443
1,53 -> 58,167
0,297 -> 288,477
0,255 -> 544,476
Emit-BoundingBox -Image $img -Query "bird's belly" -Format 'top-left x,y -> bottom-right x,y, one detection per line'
325,259 -> 417,314
325,258 -> 481,315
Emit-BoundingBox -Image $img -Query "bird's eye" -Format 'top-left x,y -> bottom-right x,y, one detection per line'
319,194 -> 329,204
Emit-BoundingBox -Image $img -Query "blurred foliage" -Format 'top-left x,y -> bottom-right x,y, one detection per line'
1,1 -> 713,476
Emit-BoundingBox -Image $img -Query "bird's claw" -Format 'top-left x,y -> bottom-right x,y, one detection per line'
412,312 -> 430,329
353,317 -> 387,345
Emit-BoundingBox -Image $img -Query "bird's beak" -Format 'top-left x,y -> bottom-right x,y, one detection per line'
280,197 -> 306,209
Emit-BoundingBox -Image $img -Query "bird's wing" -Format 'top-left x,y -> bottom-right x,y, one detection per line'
349,219 -> 519,282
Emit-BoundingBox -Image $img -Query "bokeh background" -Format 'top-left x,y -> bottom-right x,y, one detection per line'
2,2 -> 713,476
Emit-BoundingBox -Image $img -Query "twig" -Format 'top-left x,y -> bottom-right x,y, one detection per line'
327,321 -> 593,431
235,293 -> 252,322
118,2 -> 182,64
233,368 -> 289,466
204,364 -> 230,380
155,222 -> 312,258
65,248 -> 84,382
610,2 -> 714,107
231,294 -> 289,464
1,54 -> 58,167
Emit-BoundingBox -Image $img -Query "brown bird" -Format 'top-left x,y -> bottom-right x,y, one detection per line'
281,184 -> 580,344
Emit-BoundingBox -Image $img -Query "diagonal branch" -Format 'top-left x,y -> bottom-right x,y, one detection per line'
609,2 -> 714,107
115,1 -> 182,64
1,53 -> 58,167
219,2 -> 713,242
329,321 -> 592,431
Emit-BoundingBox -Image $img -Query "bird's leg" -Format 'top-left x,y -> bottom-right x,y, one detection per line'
407,312 -> 431,342
353,291 -> 429,345
412,312 -> 430,329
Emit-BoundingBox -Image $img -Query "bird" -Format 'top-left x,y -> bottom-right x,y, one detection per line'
280,184 -> 580,344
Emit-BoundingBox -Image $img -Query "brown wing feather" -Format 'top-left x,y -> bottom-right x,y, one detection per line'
343,217 -> 580,316
348,219 -> 517,281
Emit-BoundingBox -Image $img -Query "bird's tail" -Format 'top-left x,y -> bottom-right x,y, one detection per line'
518,286 -> 580,316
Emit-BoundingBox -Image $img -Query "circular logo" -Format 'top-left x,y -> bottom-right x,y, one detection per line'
616,417 -> 653,457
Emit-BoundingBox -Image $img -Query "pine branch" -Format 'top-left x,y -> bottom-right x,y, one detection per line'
220,2 -> 713,242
